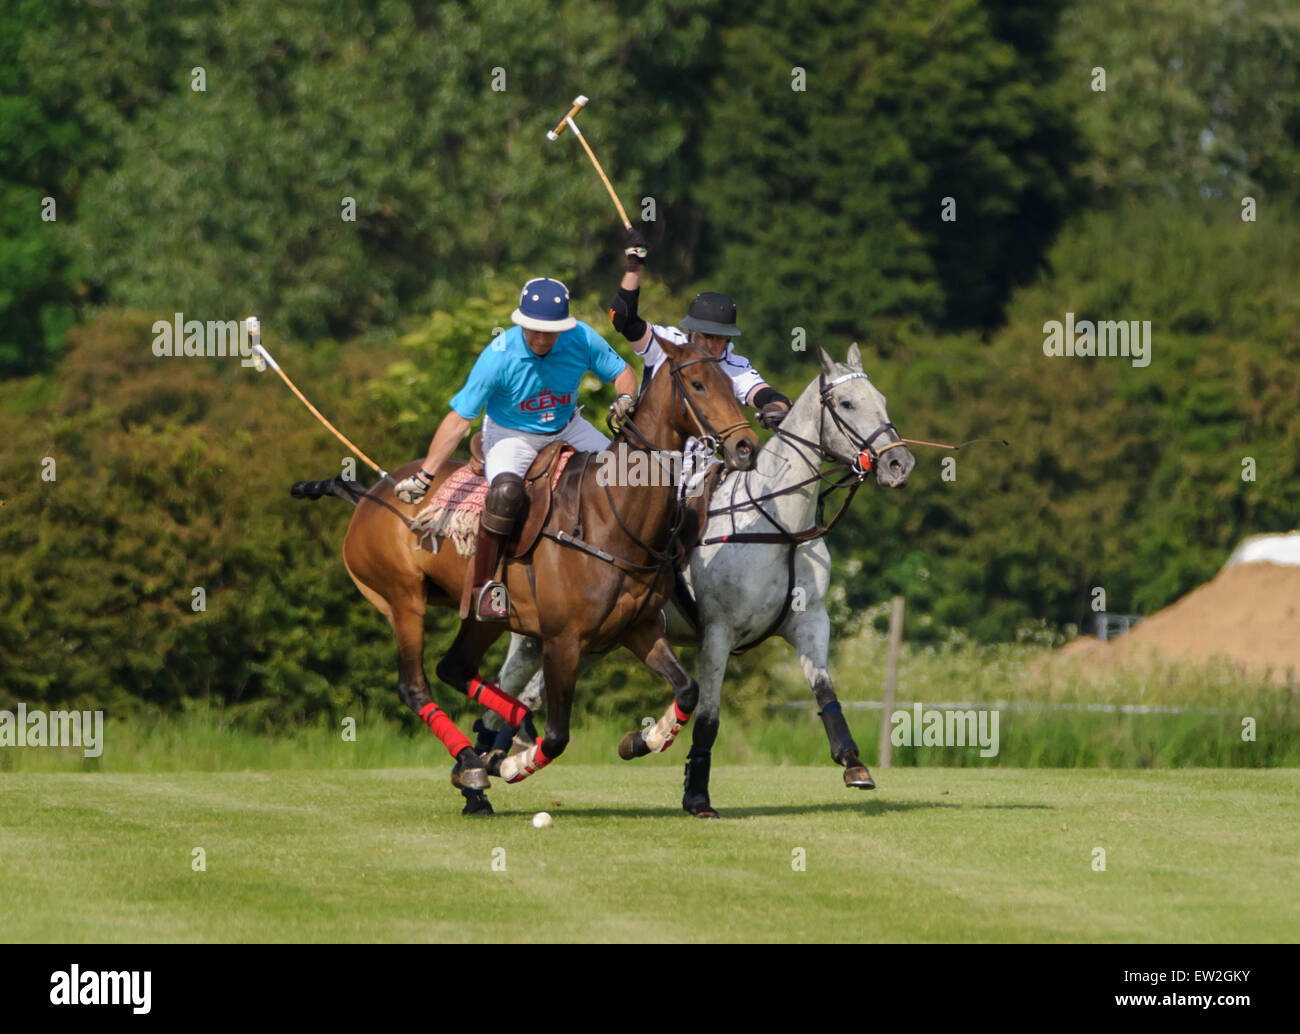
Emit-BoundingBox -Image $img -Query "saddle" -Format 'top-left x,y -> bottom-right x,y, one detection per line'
413,432 -> 573,560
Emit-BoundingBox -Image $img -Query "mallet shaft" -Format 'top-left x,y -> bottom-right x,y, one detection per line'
253,342 -> 391,480
567,117 -> 632,229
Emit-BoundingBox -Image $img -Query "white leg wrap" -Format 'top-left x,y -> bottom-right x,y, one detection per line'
643,702 -> 686,753
500,740 -> 547,783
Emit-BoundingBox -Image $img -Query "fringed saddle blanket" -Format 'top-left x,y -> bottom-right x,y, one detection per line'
412,450 -> 573,556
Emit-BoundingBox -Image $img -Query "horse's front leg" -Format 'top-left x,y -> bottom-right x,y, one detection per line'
782,601 -> 875,789
681,620 -> 733,818
617,619 -> 697,759
497,634 -> 577,783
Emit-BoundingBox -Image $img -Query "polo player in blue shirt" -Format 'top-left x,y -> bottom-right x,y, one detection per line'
394,277 -> 639,620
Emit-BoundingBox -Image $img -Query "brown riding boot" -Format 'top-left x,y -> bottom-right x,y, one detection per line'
470,472 -> 525,621
470,524 -> 510,621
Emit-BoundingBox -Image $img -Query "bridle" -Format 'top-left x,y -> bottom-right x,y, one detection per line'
703,366 -> 907,548
691,366 -> 909,653
812,370 -> 909,479
612,331 -> 752,459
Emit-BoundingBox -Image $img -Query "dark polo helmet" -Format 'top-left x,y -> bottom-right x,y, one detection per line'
680,291 -> 741,337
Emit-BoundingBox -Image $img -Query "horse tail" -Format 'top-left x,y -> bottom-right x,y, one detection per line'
290,476 -> 368,508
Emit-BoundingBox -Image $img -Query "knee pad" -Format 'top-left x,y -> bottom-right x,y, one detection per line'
483,473 -> 525,535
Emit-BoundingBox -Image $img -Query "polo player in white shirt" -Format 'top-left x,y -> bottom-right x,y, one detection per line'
608,227 -> 792,428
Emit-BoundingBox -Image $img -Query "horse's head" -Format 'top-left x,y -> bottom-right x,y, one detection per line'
648,334 -> 758,471
803,344 -> 913,488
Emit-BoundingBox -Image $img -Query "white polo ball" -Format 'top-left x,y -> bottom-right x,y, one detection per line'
532,811 -> 552,828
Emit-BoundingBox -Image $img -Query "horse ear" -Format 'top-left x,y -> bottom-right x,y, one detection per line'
846,342 -> 863,372
817,345 -> 837,379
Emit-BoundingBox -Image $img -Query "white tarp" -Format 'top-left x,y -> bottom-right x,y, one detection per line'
1223,532 -> 1300,568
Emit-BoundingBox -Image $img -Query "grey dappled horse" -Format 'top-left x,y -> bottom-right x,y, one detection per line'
489,344 -> 914,815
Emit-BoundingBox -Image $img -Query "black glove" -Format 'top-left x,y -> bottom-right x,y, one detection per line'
758,401 -> 789,430
625,227 -> 648,271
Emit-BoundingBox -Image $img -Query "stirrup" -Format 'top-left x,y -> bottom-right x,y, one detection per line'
474,580 -> 509,621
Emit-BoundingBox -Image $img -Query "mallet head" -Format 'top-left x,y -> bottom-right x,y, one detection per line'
244,317 -> 268,372
546,94 -> 588,140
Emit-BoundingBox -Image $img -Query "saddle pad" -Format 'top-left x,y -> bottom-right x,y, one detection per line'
412,466 -> 489,556
411,450 -> 574,556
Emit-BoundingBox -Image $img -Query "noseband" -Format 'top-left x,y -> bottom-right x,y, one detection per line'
819,371 -> 908,479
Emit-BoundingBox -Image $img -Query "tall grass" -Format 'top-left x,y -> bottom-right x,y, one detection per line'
2,630 -> 1295,772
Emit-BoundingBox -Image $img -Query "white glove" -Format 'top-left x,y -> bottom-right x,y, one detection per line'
395,470 -> 433,504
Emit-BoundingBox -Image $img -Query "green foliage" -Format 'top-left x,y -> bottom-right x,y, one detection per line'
693,0 -> 1081,347
21,0 -> 721,344
1059,0 -> 1300,203
0,0 -> 82,374
830,198 -> 1300,640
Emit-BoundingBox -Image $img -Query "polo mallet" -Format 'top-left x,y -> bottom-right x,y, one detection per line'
546,94 -> 632,229
245,317 -> 398,488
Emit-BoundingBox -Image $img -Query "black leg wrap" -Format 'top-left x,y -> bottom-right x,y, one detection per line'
683,751 -> 718,817
472,718 -> 497,754
691,713 -> 720,754
819,700 -> 860,766
491,722 -> 516,754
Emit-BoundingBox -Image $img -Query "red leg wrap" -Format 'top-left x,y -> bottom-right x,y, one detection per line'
418,702 -> 472,758
468,675 -> 530,727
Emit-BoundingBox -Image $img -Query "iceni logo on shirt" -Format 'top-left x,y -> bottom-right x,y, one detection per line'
520,391 -> 571,413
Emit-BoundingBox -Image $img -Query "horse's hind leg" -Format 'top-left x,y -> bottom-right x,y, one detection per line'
386,606 -> 495,813
617,619 -> 697,760
782,603 -> 875,790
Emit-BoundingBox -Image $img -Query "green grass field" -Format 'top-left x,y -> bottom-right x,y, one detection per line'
2,765 -> 1296,942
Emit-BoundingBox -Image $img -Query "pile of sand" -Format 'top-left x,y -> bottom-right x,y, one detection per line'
1059,562 -> 1300,682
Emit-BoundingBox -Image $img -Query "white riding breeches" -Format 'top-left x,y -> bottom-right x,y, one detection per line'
482,412 -> 611,482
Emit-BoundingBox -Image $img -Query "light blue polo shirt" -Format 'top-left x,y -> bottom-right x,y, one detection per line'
449,321 -> 629,433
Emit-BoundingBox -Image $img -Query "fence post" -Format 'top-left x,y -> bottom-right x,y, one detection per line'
877,595 -> 905,767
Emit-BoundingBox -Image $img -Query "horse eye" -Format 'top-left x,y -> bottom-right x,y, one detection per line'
841,400 -> 854,410
692,380 -> 705,391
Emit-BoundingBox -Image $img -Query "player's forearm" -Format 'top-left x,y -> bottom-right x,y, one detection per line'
613,365 -> 638,399
421,411 -> 473,474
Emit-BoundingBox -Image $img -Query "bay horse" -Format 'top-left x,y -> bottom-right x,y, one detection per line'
291,333 -> 757,813
492,344 -> 914,815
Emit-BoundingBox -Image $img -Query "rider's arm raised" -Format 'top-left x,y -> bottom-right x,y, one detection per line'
610,227 -> 651,353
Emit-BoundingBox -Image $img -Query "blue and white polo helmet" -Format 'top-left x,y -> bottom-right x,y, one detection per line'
511,277 -> 577,332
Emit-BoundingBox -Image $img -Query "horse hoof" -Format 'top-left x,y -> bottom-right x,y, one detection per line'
482,749 -> 506,778
844,765 -> 876,790
618,729 -> 649,761
684,799 -> 720,819
461,791 -> 494,816
451,751 -> 491,791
